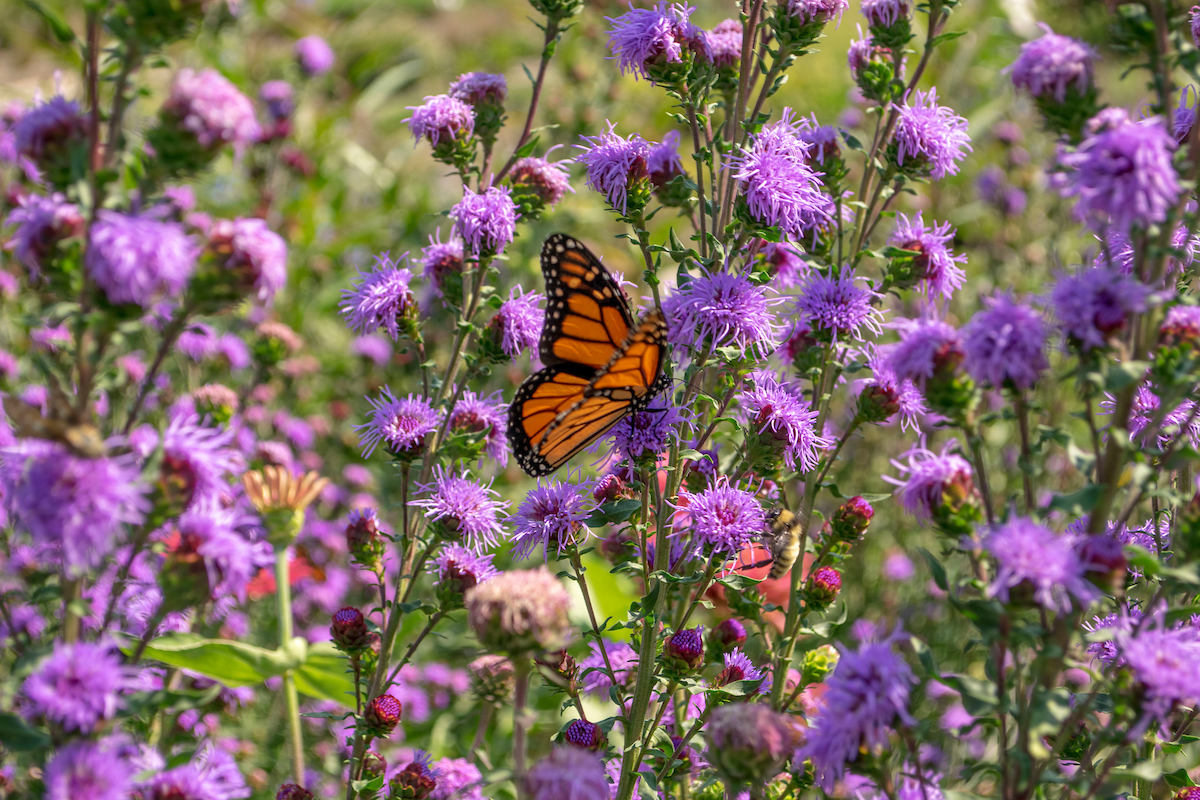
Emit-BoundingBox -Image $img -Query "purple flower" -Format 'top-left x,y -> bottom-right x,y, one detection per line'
1083,609 -> 1141,667
982,517 -> 1098,614
421,230 -> 464,298
738,370 -> 831,471
757,240 -> 810,288
892,88 -> 972,180
1107,385 -> 1200,450
509,478 -> 596,560
24,640 -> 129,732
861,346 -> 927,431
662,270 -> 777,356
788,0 -> 850,25
13,95 -> 86,162
647,130 -> 685,185
429,758 -> 484,800
848,25 -> 874,75
962,293 -> 1048,390
675,476 -> 766,556
860,0 -> 909,28
355,388 -> 444,458
43,737 -> 134,800
449,389 -> 509,465
717,647 -> 766,686
492,285 -> 544,357
162,411 -> 244,510
1,441 -> 148,573
884,445 -> 974,521
294,35 -> 335,76
259,80 -> 294,121
1008,24 -> 1096,103
1193,6 -> 1200,48
449,72 -> 507,105
606,2 -> 708,83
886,316 -> 962,384
163,68 -> 260,150
797,114 -> 842,165
138,743 -> 250,800
888,212 -> 966,300
525,748 -> 609,800
208,218 -> 288,304
707,18 -> 743,68
795,264 -> 883,342
580,639 -> 638,695
31,323 -> 71,352
1116,614 -> 1200,721
612,399 -> 687,461
1059,116 -> 1180,234
575,122 -> 651,215
87,211 -> 197,307
177,323 -> 216,361
412,467 -> 509,550
450,184 -> 519,257
169,509 -> 262,602
1174,86 -> 1197,144
1161,304 -> 1200,342
5,192 -> 83,277
798,627 -> 915,791
509,153 -> 574,210
215,334 -> 251,369
431,543 -> 501,587
406,94 -> 475,146
340,252 -> 416,340
728,109 -> 834,239
1049,266 -> 1149,350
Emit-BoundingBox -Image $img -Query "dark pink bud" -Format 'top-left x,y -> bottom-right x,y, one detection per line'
664,627 -> 705,671
564,719 -> 606,750
331,607 -> 372,653
709,618 -> 747,653
806,566 -> 842,604
364,694 -> 402,736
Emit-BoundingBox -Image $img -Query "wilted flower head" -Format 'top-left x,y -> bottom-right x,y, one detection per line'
1008,24 -> 1096,103
575,122 -> 651,215
508,153 -> 574,211
5,192 -> 83,277
465,566 -> 572,653
662,270 -> 777,356
355,388 -> 444,458
510,478 -> 595,560
43,737 -> 134,800
606,1 -> 708,83
449,389 -> 509,465
884,445 -> 974,521
580,639 -> 638,695
739,370 -> 830,471
675,476 -> 766,556
707,703 -> 796,786
163,68 -> 261,150
340,252 -> 416,340
892,88 -> 972,180
412,467 -> 509,549
491,286 -> 543,358
962,293 -> 1048,390
294,35 -> 335,75
407,94 -> 475,146
525,747 -> 609,800
450,184 -> 519,257
87,211 -> 197,308
208,217 -> 288,304
888,212 -> 966,299
795,264 -> 884,342
1049,266 -> 1150,350
983,517 -> 1099,614
1059,116 -> 1180,234
449,72 -> 507,105
23,640 -> 130,733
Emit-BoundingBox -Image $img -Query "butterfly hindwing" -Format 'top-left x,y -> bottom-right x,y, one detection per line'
539,234 -> 635,370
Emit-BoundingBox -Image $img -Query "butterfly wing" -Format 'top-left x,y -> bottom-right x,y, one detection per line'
539,234 -> 635,370
508,363 -> 597,477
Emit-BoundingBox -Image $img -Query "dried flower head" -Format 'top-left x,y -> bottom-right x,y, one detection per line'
465,566 -> 572,653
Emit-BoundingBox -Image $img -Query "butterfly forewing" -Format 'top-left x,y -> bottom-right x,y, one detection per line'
539,234 -> 634,369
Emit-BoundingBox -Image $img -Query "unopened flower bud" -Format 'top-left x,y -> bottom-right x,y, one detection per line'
830,496 -> 874,542
599,530 -> 637,565
276,784 -> 315,800
362,751 -> 388,780
536,649 -> 580,695
1076,535 -> 1127,591
563,719 -> 606,751
331,607 -> 373,654
593,472 -> 631,504
469,654 -> 515,703
800,643 -> 840,686
657,736 -> 694,780
362,694 -> 402,737
857,382 -> 901,423
708,618 -> 747,656
663,627 -> 705,672
806,566 -> 842,606
346,508 -> 386,574
1174,788 -> 1200,800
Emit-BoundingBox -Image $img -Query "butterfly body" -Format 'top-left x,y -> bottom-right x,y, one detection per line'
508,234 -> 670,477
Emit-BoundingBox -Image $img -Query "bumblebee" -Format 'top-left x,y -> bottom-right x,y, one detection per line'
744,507 -> 803,579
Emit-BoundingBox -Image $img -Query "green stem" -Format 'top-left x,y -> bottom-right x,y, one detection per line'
276,546 -> 305,784
512,654 -> 532,798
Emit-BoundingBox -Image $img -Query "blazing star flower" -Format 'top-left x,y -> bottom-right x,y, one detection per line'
580,639 -> 638,695
449,390 -> 509,465
509,154 -> 574,209
13,95 -> 86,162
412,468 -> 509,550
162,411 -> 244,511
138,743 -> 250,800
421,230 -> 465,298
207,217 -> 288,304
525,747 -> 610,800
87,211 -> 197,308
799,627 -> 915,791
295,35 -> 335,75
847,25 -> 874,76
167,509 -> 263,602
176,323 -> 216,362
43,737 -> 134,800
1060,116 -> 1180,234
1174,86 -> 1198,144
575,122 -> 651,215
675,476 -> 766,556
707,18 -> 743,68
449,72 -> 507,105
509,478 -> 596,560
728,109 -> 834,239
451,184 -> 519,257
788,0 -> 850,25
797,114 -> 842,165
861,0 -> 909,28
355,388 -> 444,458
429,758 -> 484,800
982,517 -> 1098,614
756,240 -> 810,288
662,270 -> 777,356
716,647 -> 767,686
340,252 -> 416,340
406,94 -> 475,146
606,2 -> 708,82
492,285 -> 543,357
163,68 -> 260,150
1,441 -> 148,574
1193,6 -> 1200,48
1108,385 -> 1200,450
1049,267 -> 1150,350
431,544 -> 500,589
892,88 -> 972,180
23,640 -> 130,732
739,370 -> 831,471
1161,304 -> 1200,343
886,317 -> 963,384
612,399 -> 687,461
1116,614 -> 1200,723
884,445 -> 974,521
795,264 -> 884,342
962,293 -> 1048,391
647,130 -> 685,185
1082,608 -> 1143,667
862,346 -> 926,431
1008,24 -> 1096,103
5,192 -> 83,277
888,212 -> 966,300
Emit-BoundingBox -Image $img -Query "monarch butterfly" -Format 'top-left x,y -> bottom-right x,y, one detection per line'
507,233 -> 671,477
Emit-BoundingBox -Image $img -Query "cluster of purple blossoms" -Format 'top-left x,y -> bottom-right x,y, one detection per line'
169,509 -> 263,602
1008,24 -> 1096,103
663,270 -> 777,356
739,370 -> 831,471
787,0 -> 850,25
860,0 -> 909,28
886,316 -> 963,384
207,217 -> 288,304
449,390 -> 509,465
612,399 -> 687,461
161,411 -> 243,511
893,88 -> 972,180
729,110 -> 834,239
86,211 -> 197,308
706,18 -> 742,68
432,543 -> 501,588
340,252 -> 416,340
1115,614 -> 1200,724
1161,304 -> 1200,343
647,131 -> 684,186
509,153 -> 574,209
421,230 -> 465,298
799,627 -> 915,791
888,212 -> 966,300
509,477 -> 595,560
430,757 -> 484,800
406,95 -> 475,146
575,123 -> 650,215
862,346 -> 927,431
449,72 -> 507,106
355,388 -> 444,458
12,95 -> 86,162
847,25 -> 875,77
5,192 -> 83,277
23,640 -> 130,732
451,185 -> 519,257
163,68 -> 261,150
42,737 -> 134,800
492,286 -> 543,357
581,639 -> 638,695
884,445 -> 974,521
1082,607 -> 1142,667
412,468 -> 509,549
962,293 -> 1048,391
1059,115 -> 1180,234
1,441 -> 148,573
982,518 -> 1099,614
1111,385 -> 1200,451
675,476 -> 766,557
797,114 -> 842,165
139,744 -> 249,800
606,1 -> 708,82
294,35 -> 335,76
795,265 -> 884,342
1048,267 -> 1150,351
525,747 -> 609,800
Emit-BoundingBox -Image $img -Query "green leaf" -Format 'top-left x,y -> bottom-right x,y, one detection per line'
930,30 -> 968,47
586,498 -> 643,527
20,0 -> 75,42
294,641 -> 357,707
1164,768 -> 1195,789
917,547 -> 948,592
941,673 -> 998,716
1105,360 -> 1151,392
1048,485 -> 1104,515
909,636 -> 939,679
128,633 -> 306,687
716,574 -> 763,591
0,711 -> 50,752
